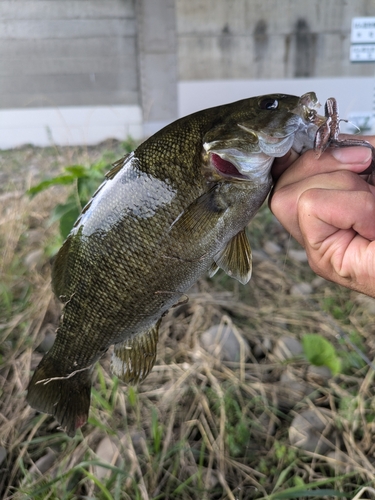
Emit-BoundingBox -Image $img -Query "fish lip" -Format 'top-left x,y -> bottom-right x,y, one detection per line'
292,91 -> 327,128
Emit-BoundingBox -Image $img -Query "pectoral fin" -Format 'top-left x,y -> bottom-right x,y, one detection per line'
163,185 -> 230,263
208,261 -> 219,278
169,186 -> 226,237
111,321 -> 160,384
213,229 -> 252,285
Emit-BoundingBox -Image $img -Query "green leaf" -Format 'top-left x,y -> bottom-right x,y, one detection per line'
64,164 -> 87,177
59,206 -> 80,239
77,175 -> 103,206
271,489 -> 351,499
302,334 -> 341,375
293,476 -> 305,488
27,174 -> 76,196
49,200 -> 79,225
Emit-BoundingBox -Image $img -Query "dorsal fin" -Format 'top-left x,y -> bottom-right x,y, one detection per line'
105,154 -> 129,180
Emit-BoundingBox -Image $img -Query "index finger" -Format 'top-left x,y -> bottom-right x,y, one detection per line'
273,146 -> 373,191
272,149 -> 300,181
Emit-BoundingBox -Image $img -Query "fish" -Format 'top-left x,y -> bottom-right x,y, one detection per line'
27,92 -> 328,436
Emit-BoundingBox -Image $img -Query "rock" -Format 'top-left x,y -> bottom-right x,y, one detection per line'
311,276 -> 326,289
254,371 -> 314,412
275,381 -> 314,411
0,446 -> 6,466
279,368 -> 297,383
307,365 -> 332,385
203,469 -> 219,490
354,294 -> 375,315
277,370 -> 315,410
288,249 -> 308,262
289,408 -> 334,454
29,449 -> 56,475
27,228 -> 45,246
28,214 -> 44,229
290,282 -> 313,296
273,336 -> 303,361
263,240 -> 282,255
253,337 -> 272,358
94,437 -> 119,481
276,380 -> 314,412
24,249 -> 44,271
251,249 -> 269,262
326,450 -> 354,474
258,412 -> 277,436
200,323 -> 250,362
130,430 -> 147,456
37,330 -> 56,353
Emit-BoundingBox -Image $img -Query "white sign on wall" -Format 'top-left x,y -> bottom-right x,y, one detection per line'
351,17 -> 375,43
350,44 -> 375,62
351,17 -> 375,62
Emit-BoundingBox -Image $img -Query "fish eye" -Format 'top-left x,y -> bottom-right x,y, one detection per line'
258,98 -> 279,110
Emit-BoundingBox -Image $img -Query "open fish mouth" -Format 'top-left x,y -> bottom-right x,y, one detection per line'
205,92 -> 328,183
210,153 -> 249,179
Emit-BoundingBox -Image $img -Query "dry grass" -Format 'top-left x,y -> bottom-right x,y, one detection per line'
1,145 -> 375,499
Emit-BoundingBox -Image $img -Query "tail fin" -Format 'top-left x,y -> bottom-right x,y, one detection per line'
27,355 -> 92,437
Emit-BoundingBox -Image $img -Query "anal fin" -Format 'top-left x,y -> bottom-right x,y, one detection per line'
111,321 -> 160,384
213,229 -> 252,285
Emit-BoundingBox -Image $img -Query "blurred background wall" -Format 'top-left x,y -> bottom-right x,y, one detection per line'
1,0 -> 374,148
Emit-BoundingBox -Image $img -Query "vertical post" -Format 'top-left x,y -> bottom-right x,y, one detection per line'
136,0 -> 178,137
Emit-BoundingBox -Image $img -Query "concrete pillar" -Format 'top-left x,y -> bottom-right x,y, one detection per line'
136,0 -> 178,136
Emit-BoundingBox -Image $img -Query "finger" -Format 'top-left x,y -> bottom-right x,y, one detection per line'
339,133 -> 375,146
272,148 -> 300,180
269,171 -> 374,245
273,146 -> 372,191
298,188 -> 375,246
297,188 -> 375,293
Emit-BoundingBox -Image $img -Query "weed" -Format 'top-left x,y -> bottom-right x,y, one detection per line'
27,140 -> 136,241
302,333 -> 341,374
1,145 -> 375,499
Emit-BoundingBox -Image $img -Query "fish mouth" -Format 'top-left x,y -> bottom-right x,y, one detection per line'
257,131 -> 295,156
209,148 -> 274,184
292,91 -> 327,128
256,92 -> 328,157
210,153 -> 249,179
205,92 -> 328,183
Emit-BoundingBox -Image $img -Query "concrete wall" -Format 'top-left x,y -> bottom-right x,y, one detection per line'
0,0 -> 179,147
1,0 -> 375,148
0,0 -> 142,147
136,0 -> 178,135
176,0 -> 375,133
0,0 -> 138,108
176,0 -> 375,80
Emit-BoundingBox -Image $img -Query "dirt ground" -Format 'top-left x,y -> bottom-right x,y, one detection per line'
1,143 -> 375,499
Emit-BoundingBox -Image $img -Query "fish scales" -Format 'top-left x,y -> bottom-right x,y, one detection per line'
27,93 -> 328,435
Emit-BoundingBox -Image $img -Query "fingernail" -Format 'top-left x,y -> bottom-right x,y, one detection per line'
331,146 -> 372,164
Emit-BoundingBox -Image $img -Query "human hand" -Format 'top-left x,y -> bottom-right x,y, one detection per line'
269,138 -> 375,297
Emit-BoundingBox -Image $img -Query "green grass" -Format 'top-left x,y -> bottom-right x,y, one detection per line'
1,144 -> 375,499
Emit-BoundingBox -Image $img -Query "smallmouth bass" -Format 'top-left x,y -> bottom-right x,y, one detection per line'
27,92 -> 328,435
